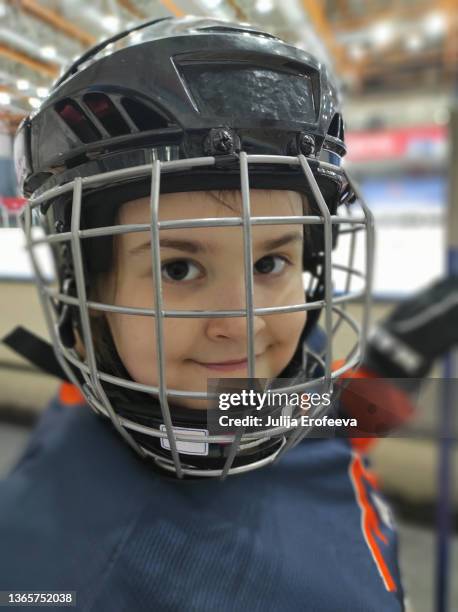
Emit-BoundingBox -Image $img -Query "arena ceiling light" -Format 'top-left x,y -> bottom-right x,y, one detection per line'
201,0 -> 224,8
28,97 -> 40,109
371,21 -> 395,48
37,87 -> 49,98
348,44 -> 365,60
16,79 -> 29,91
423,11 -> 446,38
0,92 -> 11,105
405,34 -> 422,52
102,15 -> 121,33
256,0 -> 274,13
41,46 -> 57,60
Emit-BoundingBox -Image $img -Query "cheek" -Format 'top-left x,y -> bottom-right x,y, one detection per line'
106,312 -> 202,385
272,310 -> 306,348
271,272 -> 306,337
261,310 -> 305,378
266,278 -> 307,368
107,313 -> 157,384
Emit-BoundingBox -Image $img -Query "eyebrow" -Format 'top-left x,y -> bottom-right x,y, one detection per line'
128,232 -> 303,256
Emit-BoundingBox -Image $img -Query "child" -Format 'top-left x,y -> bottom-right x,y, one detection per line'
0,16 -> 407,610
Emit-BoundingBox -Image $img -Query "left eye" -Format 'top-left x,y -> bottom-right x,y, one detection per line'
161,259 -> 202,282
254,255 -> 288,275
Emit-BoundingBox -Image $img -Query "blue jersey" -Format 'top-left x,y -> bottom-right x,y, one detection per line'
0,395 -> 405,611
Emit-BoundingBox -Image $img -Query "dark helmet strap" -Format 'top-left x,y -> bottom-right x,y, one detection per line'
2,326 -> 72,381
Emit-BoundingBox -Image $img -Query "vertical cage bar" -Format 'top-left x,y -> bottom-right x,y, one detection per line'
70,178 -> 145,455
220,151 -> 256,479
331,209 -> 357,338
240,152 -> 256,380
149,160 -> 183,479
298,155 -> 333,381
345,173 -> 375,360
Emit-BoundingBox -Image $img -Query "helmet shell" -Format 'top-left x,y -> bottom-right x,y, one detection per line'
15,17 -> 344,197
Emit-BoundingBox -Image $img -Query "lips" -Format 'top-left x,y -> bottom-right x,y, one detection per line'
207,358 -> 248,365
194,355 -> 262,372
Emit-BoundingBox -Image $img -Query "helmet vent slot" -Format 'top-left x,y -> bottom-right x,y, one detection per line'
121,98 -> 169,131
83,93 -> 130,137
55,98 -> 100,144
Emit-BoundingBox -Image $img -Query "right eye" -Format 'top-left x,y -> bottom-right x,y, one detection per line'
161,259 -> 203,282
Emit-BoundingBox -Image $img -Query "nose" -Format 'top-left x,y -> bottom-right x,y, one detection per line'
205,312 -> 266,343
205,284 -> 266,343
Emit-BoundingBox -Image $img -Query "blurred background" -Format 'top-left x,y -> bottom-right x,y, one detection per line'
0,1 -> 457,610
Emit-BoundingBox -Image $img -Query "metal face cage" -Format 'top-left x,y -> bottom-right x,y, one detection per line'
21,152 -> 374,479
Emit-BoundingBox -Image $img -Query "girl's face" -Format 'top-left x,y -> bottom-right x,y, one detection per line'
100,189 -> 307,410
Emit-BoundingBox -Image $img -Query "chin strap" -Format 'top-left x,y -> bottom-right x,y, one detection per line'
2,326 -> 70,382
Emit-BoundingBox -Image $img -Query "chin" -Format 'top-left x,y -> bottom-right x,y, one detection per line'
171,397 -> 210,411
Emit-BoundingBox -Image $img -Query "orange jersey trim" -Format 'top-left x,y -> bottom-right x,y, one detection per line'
59,382 -> 85,406
349,452 -> 397,592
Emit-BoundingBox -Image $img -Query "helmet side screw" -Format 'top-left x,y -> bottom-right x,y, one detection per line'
204,128 -> 236,155
298,134 -> 315,156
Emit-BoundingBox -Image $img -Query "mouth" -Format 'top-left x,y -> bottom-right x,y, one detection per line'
193,355 -> 263,372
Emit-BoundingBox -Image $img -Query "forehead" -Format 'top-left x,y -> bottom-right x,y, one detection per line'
118,189 -> 304,224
